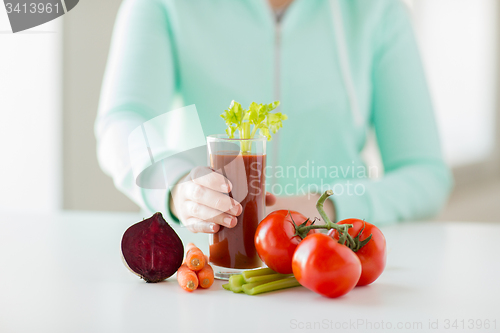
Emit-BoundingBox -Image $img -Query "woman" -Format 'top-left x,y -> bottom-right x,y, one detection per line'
95,0 -> 452,233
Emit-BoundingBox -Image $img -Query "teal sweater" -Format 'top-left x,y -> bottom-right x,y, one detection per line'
95,0 -> 452,225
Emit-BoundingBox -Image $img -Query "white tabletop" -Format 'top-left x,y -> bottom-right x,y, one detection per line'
0,211 -> 499,333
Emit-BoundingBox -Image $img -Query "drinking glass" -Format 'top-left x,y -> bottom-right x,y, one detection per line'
206,134 -> 266,280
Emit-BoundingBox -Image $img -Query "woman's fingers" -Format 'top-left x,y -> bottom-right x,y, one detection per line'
184,181 -> 242,216
175,167 -> 245,234
183,217 -> 220,234
184,201 -> 236,228
265,192 -> 277,206
190,166 -> 232,193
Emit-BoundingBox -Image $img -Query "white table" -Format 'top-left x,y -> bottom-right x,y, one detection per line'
0,211 -> 499,333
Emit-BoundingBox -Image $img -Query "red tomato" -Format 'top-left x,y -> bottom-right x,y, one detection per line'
292,233 -> 361,298
328,219 -> 386,286
254,210 -> 314,274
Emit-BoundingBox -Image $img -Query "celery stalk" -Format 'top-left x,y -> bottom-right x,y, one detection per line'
228,274 -> 245,293
241,274 -> 290,293
240,122 -> 252,153
222,283 -> 231,291
242,274 -> 289,291
244,273 -> 293,283
241,267 -> 276,280
243,277 -> 302,296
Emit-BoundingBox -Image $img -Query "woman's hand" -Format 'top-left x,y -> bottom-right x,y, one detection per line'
170,166 -> 278,234
171,166 -> 242,233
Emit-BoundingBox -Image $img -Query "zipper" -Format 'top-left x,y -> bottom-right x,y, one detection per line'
330,0 -> 363,127
271,17 -> 282,188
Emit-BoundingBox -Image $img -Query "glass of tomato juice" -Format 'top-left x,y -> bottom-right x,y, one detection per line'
206,134 -> 266,280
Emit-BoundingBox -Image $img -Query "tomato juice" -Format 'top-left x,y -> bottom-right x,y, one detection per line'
209,153 -> 266,269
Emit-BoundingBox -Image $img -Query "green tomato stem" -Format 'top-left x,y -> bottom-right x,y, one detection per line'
314,190 -> 357,248
293,222 -> 352,239
290,191 -> 358,251
315,190 -> 336,229
292,192 -> 345,238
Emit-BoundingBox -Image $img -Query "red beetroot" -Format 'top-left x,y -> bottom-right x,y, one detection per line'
121,212 -> 184,283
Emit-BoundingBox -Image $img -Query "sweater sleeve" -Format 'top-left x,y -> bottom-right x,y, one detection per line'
95,0 -> 189,221
331,1 -> 453,225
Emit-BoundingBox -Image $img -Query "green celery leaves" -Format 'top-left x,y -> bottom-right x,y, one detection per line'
220,100 -> 286,140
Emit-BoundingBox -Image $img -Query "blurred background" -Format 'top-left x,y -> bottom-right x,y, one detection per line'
0,0 -> 499,221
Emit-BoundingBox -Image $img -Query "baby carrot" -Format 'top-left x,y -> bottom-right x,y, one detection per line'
185,243 -> 197,253
186,244 -> 206,271
177,264 -> 198,292
197,263 -> 214,289
182,254 -> 208,266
